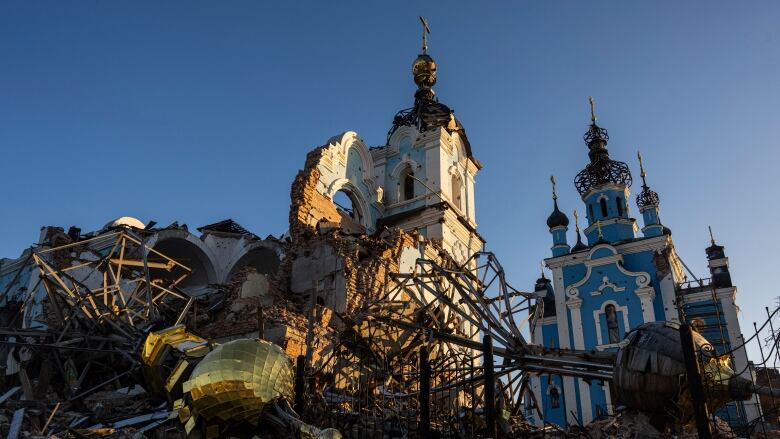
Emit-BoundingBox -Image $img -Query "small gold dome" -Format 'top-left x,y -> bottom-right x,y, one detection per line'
412,54 -> 436,88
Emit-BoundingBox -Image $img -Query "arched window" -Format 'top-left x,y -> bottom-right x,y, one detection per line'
588,204 -> 594,222
600,198 -> 608,218
616,197 -> 624,216
334,189 -> 362,224
451,174 -> 463,210
403,170 -> 415,200
550,386 -> 561,409
605,304 -> 620,343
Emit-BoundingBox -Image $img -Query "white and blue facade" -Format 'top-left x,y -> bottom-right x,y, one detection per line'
528,110 -> 760,427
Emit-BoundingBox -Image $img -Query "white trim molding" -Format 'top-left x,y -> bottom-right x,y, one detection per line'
589,276 -> 626,296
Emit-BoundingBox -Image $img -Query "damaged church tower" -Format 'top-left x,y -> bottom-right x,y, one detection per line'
290,17 -> 483,265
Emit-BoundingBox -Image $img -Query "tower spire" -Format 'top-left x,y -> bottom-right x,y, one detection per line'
546,175 -> 569,238
572,209 -> 588,251
709,225 -> 716,246
589,96 -> 597,124
635,150 -> 660,210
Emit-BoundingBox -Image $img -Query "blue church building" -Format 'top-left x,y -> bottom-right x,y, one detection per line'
528,100 -> 761,427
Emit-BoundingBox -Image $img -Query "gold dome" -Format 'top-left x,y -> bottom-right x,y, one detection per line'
412,54 -> 436,88
182,338 -> 294,425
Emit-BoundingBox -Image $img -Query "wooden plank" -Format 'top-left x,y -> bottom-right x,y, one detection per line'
0,387 -> 20,405
7,408 -> 24,439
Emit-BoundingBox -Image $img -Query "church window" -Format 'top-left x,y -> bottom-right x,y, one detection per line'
616,197 -> 624,216
334,189 -> 362,224
550,386 -> 560,409
404,172 -> 415,200
589,204 -> 594,222
600,198 -> 608,218
451,174 -> 463,210
398,166 -> 415,201
605,304 -> 620,343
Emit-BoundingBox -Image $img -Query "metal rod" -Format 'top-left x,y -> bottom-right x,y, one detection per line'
483,334 -> 497,439
418,346 -> 430,436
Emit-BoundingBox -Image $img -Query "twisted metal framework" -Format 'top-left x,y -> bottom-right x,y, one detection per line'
325,251 -> 615,432
0,229 -> 196,407
574,159 -> 633,196
32,230 -> 194,335
583,123 -> 609,146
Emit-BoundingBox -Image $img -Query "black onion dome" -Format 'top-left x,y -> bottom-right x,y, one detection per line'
534,276 -> 550,292
547,200 -> 569,228
636,185 -> 660,210
571,231 -> 588,252
574,123 -> 632,196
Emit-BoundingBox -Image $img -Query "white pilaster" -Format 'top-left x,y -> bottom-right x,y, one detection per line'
567,297 -> 592,424
659,272 -> 679,322
635,287 -> 657,323
550,265 -> 578,425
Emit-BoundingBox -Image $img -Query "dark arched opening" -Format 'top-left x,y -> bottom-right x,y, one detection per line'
150,238 -> 215,294
227,247 -> 281,282
334,189 -> 363,225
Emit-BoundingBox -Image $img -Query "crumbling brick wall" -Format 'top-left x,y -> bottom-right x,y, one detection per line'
289,146 -> 344,240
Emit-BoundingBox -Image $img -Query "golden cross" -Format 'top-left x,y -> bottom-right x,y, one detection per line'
637,151 -> 646,179
420,16 -> 431,54
589,96 -> 597,123
550,175 -> 558,200
573,210 -> 580,232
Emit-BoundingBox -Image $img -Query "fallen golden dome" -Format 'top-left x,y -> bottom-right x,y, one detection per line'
182,338 -> 294,425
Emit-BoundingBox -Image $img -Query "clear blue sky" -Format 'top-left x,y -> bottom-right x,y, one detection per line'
2,2 -> 779,359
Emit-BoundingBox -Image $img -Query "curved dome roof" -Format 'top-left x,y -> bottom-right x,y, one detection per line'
546,201 -> 569,228
104,216 -> 145,230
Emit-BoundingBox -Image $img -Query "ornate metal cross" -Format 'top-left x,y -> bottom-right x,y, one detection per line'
420,16 -> 431,54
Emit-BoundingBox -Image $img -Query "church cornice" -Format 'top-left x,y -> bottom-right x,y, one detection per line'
582,217 -> 637,236
679,286 -> 737,304
545,234 -> 670,269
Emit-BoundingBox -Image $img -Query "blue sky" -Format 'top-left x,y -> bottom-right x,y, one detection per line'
1,2 -> 779,359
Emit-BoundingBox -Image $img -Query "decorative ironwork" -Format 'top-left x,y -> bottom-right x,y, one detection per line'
636,151 -> 660,209
636,186 -> 660,209
574,158 -> 633,196
388,96 -> 455,143
583,123 -> 610,146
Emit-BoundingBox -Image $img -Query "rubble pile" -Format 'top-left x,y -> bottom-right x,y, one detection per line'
578,409 -> 741,439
